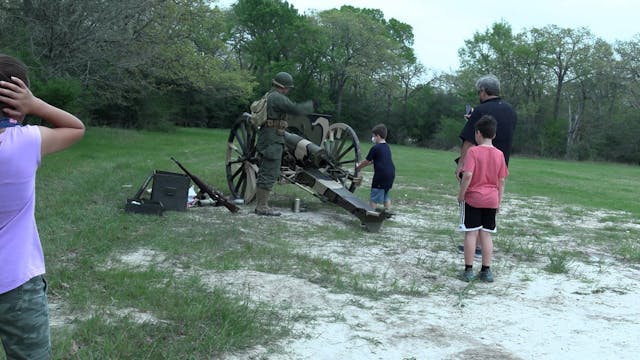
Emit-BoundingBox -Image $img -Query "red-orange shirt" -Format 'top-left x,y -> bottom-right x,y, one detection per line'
461,145 -> 508,208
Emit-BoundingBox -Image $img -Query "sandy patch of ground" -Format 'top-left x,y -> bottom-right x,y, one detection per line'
222,198 -> 638,359
58,194 -> 640,359
216,267 -> 637,360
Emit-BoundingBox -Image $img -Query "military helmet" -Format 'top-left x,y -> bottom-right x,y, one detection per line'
272,72 -> 294,88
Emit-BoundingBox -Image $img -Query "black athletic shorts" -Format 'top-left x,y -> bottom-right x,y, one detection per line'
457,201 -> 497,233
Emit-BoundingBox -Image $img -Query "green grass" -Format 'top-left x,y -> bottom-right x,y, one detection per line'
544,249 -> 575,274
507,157 -> 640,215
384,143 -> 640,216
3,126 -> 638,359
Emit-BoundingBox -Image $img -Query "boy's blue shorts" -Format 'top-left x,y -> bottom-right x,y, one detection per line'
370,188 -> 390,204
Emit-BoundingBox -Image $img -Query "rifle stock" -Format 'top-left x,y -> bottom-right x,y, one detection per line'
170,157 -> 239,213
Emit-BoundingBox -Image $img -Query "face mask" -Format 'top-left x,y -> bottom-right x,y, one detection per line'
371,136 -> 376,143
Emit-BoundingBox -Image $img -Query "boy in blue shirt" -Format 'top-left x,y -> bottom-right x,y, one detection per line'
356,124 -> 396,211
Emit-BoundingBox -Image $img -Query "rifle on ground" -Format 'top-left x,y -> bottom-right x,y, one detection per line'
170,157 -> 239,213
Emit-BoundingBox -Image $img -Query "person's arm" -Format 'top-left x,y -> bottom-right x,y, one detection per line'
458,171 -> 472,202
357,145 -> 377,171
456,109 -> 480,178
356,159 -> 372,171
455,140 -> 474,177
0,77 -> 85,155
272,92 -> 313,116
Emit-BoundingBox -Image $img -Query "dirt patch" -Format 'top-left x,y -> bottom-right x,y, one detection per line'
56,194 -> 640,359
217,258 -> 638,359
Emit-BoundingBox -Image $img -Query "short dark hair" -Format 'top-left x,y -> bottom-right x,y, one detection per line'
475,74 -> 500,96
372,123 -> 387,139
0,54 -> 30,111
475,115 -> 497,139
0,54 -> 29,86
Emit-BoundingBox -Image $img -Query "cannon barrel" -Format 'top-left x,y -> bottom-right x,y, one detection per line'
284,131 -> 328,168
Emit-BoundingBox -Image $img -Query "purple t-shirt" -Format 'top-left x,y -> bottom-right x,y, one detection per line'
0,125 -> 44,294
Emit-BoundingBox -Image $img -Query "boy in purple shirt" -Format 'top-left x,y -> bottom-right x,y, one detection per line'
0,54 -> 85,359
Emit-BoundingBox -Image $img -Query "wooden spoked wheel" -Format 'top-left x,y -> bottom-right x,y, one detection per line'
225,115 -> 259,203
322,123 -> 362,192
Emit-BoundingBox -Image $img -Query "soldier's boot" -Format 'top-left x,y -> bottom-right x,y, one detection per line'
254,188 -> 281,216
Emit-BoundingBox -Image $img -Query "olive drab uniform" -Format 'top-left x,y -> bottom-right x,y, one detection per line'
255,90 -> 313,195
254,73 -> 313,216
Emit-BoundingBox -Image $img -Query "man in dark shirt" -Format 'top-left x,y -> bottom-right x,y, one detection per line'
457,74 -> 517,174
456,75 -> 517,256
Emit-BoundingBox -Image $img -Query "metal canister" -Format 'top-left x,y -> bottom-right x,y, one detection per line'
198,198 -> 215,206
293,198 -> 301,212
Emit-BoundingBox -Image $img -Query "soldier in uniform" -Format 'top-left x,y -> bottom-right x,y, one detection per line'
255,72 -> 313,216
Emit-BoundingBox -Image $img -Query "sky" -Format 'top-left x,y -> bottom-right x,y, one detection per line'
218,0 -> 640,72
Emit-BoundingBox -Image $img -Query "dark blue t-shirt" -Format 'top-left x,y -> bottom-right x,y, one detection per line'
366,142 -> 395,191
460,97 -> 517,166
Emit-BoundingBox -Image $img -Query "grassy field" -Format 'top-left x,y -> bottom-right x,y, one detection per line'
6,127 -> 639,359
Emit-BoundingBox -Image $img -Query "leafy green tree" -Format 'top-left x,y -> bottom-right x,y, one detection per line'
458,21 -> 521,94
230,0 -> 308,80
533,25 -> 595,124
604,36 -> 640,163
456,22 -> 599,157
615,36 -> 640,111
1,0 -> 253,128
561,38 -> 618,158
315,6 -> 401,120
457,22 -> 545,154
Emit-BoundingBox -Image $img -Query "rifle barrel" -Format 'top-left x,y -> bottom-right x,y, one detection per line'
171,157 -> 239,213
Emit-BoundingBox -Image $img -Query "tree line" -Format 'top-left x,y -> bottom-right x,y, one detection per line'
1,0 -> 639,164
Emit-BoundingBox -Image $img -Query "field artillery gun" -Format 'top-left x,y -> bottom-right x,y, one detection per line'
225,113 -> 391,232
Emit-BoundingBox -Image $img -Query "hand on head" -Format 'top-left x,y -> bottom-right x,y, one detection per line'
0,77 -> 32,121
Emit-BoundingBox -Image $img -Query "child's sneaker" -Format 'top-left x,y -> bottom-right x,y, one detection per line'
460,269 -> 476,282
478,269 -> 494,283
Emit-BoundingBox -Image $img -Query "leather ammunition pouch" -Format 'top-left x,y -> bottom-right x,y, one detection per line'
263,119 -> 287,135
264,119 -> 288,129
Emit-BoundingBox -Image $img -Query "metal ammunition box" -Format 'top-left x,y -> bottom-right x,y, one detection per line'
150,171 -> 190,211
